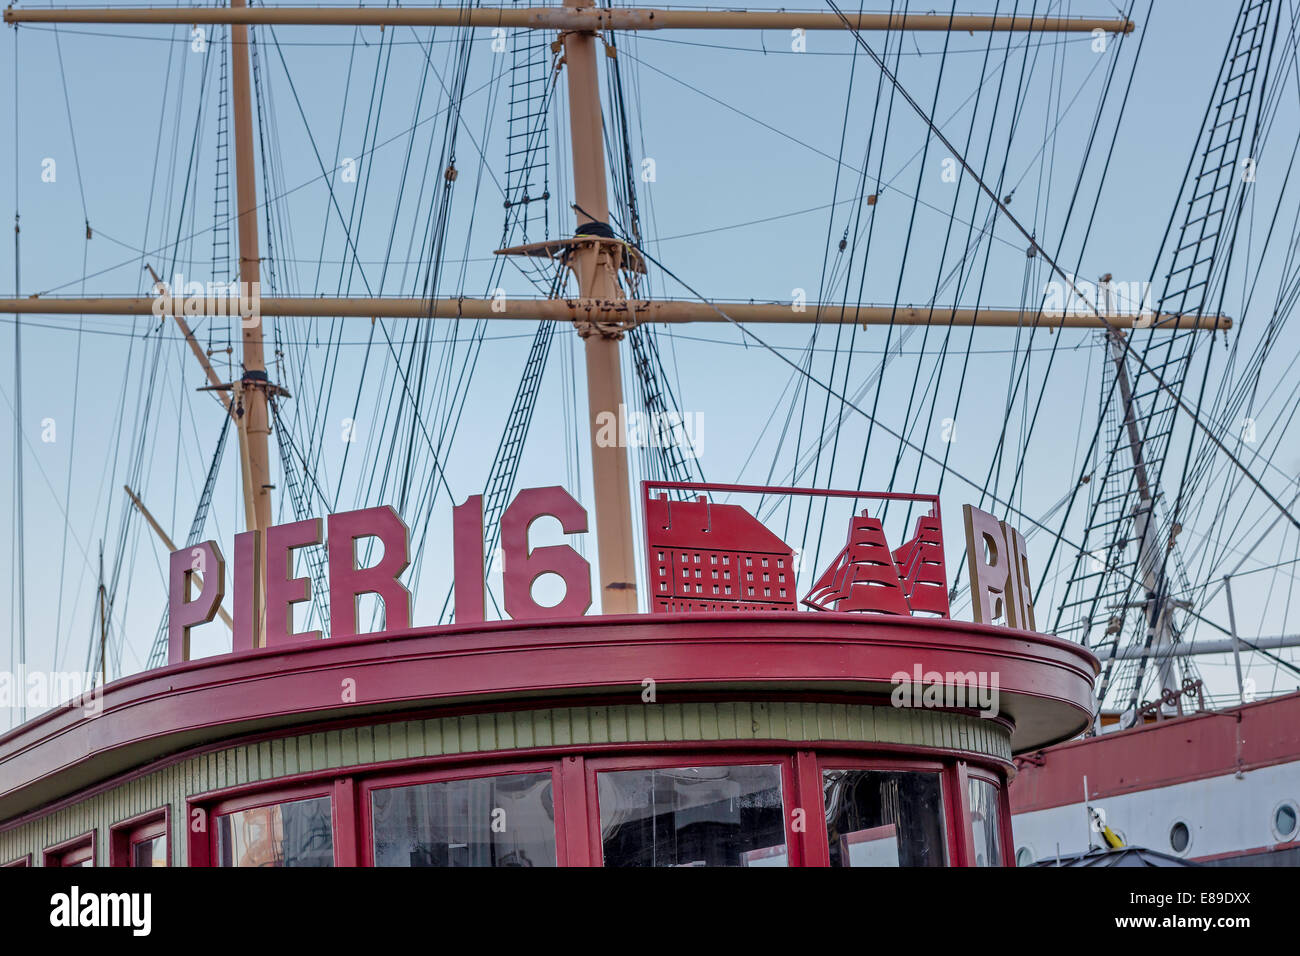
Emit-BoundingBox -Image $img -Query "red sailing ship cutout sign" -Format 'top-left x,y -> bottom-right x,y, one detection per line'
166,481 -> 1037,667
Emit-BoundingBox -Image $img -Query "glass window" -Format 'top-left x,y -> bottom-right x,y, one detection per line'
1170,820 -> 1190,854
823,769 -> 947,867
216,795 -> 334,867
46,837 -> 93,868
598,764 -> 787,867
131,834 -> 168,868
371,772 -> 556,867
968,777 -> 1004,867
1274,802 -> 1298,841
111,812 -> 167,867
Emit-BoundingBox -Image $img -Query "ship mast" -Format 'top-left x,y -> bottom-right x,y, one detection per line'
561,0 -> 637,612
7,2 -> 1216,626
229,0 -> 274,640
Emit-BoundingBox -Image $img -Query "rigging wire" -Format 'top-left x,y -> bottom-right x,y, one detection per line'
45,22 -> 94,675
11,23 -> 28,722
596,210 -> 1101,555
823,0 -> 1300,534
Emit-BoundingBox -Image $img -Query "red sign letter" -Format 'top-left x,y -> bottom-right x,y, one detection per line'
266,518 -> 324,646
168,541 -> 226,665
328,506 -> 412,638
231,530 -> 261,652
502,486 -> 591,620
452,495 -> 486,624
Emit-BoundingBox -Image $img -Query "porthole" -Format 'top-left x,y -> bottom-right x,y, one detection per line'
1272,801 -> 1299,842
1015,846 -> 1034,867
1169,820 -> 1191,855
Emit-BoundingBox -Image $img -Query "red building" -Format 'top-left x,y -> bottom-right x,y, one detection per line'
0,485 -> 1097,868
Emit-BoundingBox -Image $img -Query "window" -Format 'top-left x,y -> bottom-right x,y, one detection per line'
111,809 -> 169,867
216,795 -> 333,867
967,777 -> 1004,867
597,763 -> 787,867
823,769 -> 947,867
132,836 -> 166,867
45,833 -> 95,868
369,771 -> 556,867
1273,801 -> 1298,842
1169,820 -> 1191,854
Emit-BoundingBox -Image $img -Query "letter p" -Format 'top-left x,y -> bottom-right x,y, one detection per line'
168,541 -> 226,665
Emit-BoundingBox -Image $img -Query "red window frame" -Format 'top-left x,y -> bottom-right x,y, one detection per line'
110,807 -> 170,867
359,758 -> 567,867
812,753 -> 957,867
962,764 -> 1013,867
44,831 -> 95,868
176,741 -> 1013,868
2,854 -> 31,867
584,751 -> 804,867
191,782 -> 339,867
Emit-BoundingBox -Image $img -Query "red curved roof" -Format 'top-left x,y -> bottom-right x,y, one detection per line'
0,611 -> 1097,822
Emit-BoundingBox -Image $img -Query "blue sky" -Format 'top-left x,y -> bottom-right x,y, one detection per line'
4,0 -> 1300,728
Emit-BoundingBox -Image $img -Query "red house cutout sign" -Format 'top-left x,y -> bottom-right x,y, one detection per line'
645,493 -> 797,612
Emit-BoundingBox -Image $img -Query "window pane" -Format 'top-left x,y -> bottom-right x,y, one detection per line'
823,770 -> 947,867
56,847 -> 93,867
598,764 -> 787,867
216,796 -> 333,867
131,835 -> 167,868
968,777 -> 1003,867
371,772 -> 556,867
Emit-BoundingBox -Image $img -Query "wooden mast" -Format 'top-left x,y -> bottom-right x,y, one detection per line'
230,0 -> 271,642
562,0 -> 638,612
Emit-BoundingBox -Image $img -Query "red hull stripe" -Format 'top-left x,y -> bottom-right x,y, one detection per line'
1010,690 -> 1300,812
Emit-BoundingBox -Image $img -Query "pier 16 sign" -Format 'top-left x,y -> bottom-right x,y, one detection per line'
168,482 -> 1039,666
168,486 -> 589,665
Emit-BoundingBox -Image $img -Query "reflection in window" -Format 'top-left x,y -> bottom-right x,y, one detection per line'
823,770 -> 946,867
371,773 -> 556,867
216,796 -> 334,867
598,764 -> 787,867
131,835 -> 167,868
968,777 -> 1003,867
